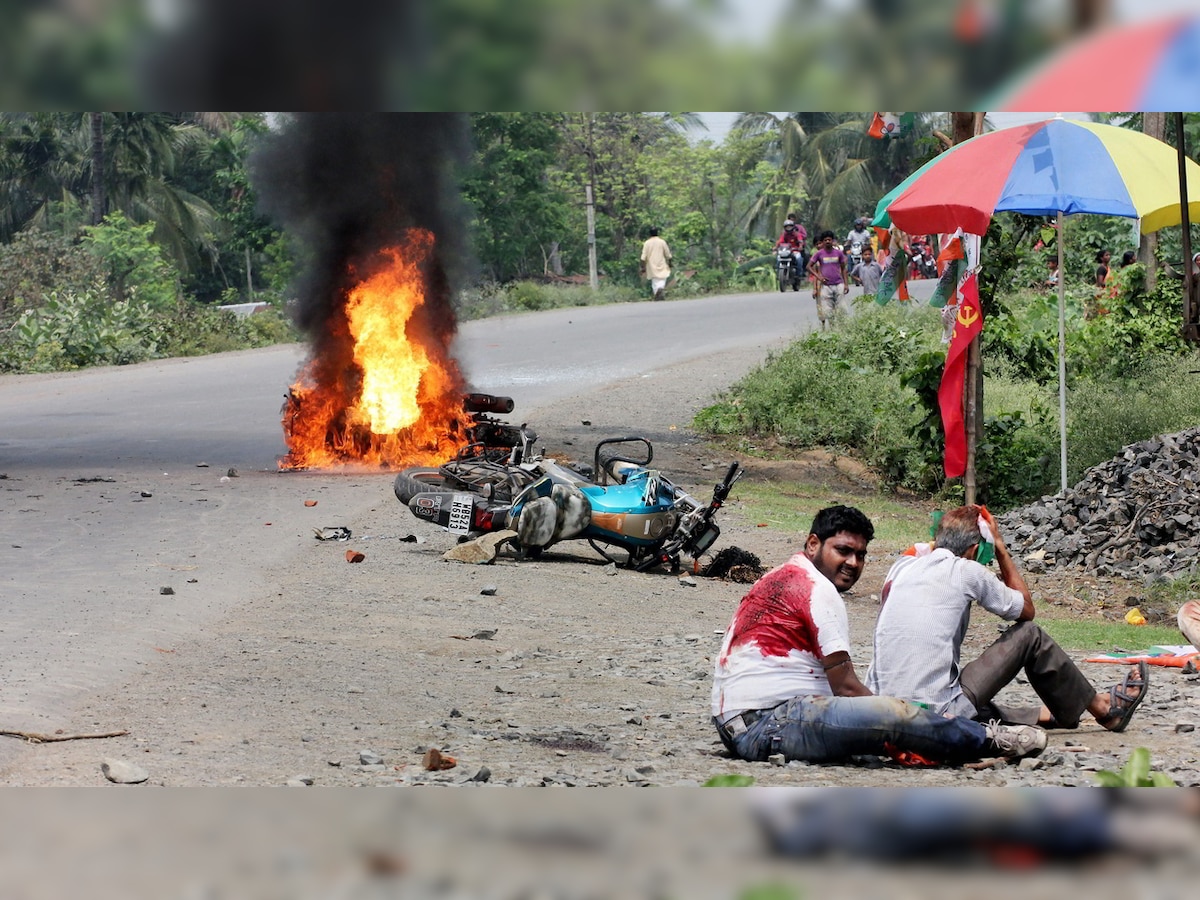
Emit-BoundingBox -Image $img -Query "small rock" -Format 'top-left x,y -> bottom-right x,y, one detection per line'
1175,723 -> 1196,733
140,491 -> 153,498
226,468 -> 238,477
359,751 -> 384,765
443,530 -> 517,564
347,684 -> 365,694
286,776 -> 314,786
768,753 -> 786,767
468,767 -> 491,783
101,758 -> 149,784
480,584 -> 498,596
159,586 -> 175,595
677,575 -> 697,587
604,563 -> 618,576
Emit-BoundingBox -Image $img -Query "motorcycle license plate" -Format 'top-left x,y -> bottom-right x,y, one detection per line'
447,493 -> 475,535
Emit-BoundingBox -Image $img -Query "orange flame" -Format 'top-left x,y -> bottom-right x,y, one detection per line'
279,230 -> 469,469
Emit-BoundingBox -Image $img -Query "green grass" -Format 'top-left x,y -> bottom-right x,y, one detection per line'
732,479 -> 934,550
1037,619 -> 1183,652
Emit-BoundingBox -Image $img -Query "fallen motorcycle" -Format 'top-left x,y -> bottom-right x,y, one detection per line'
395,427 -> 742,573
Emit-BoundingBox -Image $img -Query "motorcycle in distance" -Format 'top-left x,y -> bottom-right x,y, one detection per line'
845,237 -> 864,273
775,247 -> 804,292
394,401 -> 743,573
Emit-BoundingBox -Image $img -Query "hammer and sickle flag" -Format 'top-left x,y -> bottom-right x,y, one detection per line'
937,271 -> 983,478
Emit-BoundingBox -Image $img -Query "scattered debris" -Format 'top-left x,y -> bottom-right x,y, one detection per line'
101,758 -> 149,784
74,476 -> 116,483
400,534 -> 424,543
701,546 -> 766,583
422,748 -> 457,770
2,728 -> 129,743
443,530 -> 517,564
314,526 -> 352,541
304,499 -> 318,507
345,549 -> 366,563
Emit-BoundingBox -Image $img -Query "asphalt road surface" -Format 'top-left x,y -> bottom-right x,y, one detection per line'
0,286 -> 862,763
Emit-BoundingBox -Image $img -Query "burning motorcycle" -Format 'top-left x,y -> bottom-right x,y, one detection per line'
394,412 -> 742,573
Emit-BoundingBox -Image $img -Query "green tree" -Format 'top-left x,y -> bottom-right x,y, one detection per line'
733,112 -> 945,238
637,128 -> 774,279
462,113 -> 569,282
0,112 -> 220,280
551,113 -> 700,275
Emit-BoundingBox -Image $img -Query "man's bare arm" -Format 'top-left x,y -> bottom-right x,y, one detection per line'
822,651 -> 872,697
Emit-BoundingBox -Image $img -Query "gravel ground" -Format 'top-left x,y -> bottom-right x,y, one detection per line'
2,347 -> 1198,788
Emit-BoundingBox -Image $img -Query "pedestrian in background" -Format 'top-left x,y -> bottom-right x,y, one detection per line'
807,231 -> 849,331
639,227 -> 672,302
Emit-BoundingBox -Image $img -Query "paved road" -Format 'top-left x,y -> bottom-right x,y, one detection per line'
0,287 -> 844,757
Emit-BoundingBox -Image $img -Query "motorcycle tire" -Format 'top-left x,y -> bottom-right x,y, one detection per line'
778,271 -> 788,292
393,468 -> 456,504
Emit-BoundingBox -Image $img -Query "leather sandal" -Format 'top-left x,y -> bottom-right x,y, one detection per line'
1098,660 -> 1149,733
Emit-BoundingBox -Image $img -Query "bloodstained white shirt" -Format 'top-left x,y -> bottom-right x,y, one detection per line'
711,552 -> 849,718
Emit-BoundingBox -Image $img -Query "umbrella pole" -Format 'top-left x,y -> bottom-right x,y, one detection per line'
1056,210 -> 1068,493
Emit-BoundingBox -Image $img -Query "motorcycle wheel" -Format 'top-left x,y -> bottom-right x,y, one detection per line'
393,468 -> 455,504
778,269 -> 788,292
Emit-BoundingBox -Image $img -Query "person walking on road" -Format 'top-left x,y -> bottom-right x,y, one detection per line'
807,231 -> 850,330
850,246 -> 883,296
639,227 -> 673,302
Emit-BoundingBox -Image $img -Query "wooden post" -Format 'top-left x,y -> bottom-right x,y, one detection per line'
964,334 -> 980,504
1177,112 -> 1198,343
952,112 -> 984,504
586,184 -> 598,291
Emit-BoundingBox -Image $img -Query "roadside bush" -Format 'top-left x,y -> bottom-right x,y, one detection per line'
1067,351 -> 1200,481
695,304 -> 945,491
0,287 -> 164,372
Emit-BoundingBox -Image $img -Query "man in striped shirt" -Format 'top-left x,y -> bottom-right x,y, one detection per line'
867,505 -> 1148,733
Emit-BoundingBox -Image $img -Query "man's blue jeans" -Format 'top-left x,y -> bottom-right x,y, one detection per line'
725,695 -> 989,764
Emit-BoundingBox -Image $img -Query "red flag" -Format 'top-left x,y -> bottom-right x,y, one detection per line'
937,272 -> 983,478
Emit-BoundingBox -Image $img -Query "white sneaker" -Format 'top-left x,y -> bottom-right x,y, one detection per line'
984,720 -> 1047,758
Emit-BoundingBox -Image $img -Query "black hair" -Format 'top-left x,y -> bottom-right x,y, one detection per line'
1120,250 -> 1136,266
809,505 -> 874,543
1095,248 -> 1109,263
648,226 -> 660,237
819,230 -> 836,241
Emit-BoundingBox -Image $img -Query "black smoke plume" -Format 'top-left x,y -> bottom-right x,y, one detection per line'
249,113 -> 471,350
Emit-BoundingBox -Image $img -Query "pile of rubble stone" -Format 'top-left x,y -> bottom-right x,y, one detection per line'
996,426 -> 1200,582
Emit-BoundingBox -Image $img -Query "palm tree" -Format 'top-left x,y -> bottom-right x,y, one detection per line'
733,111 -> 945,237
1,113 -> 222,277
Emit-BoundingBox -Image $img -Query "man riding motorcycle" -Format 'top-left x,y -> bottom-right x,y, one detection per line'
774,217 -> 808,291
844,216 -> 872,270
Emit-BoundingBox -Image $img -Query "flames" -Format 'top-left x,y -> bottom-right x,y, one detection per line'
279,230 -> 469,469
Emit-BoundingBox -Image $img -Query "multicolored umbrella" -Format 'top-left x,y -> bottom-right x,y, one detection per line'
874,117 -> 1200,493
995,13 -> 1200,112
881,117 -> 1200,237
